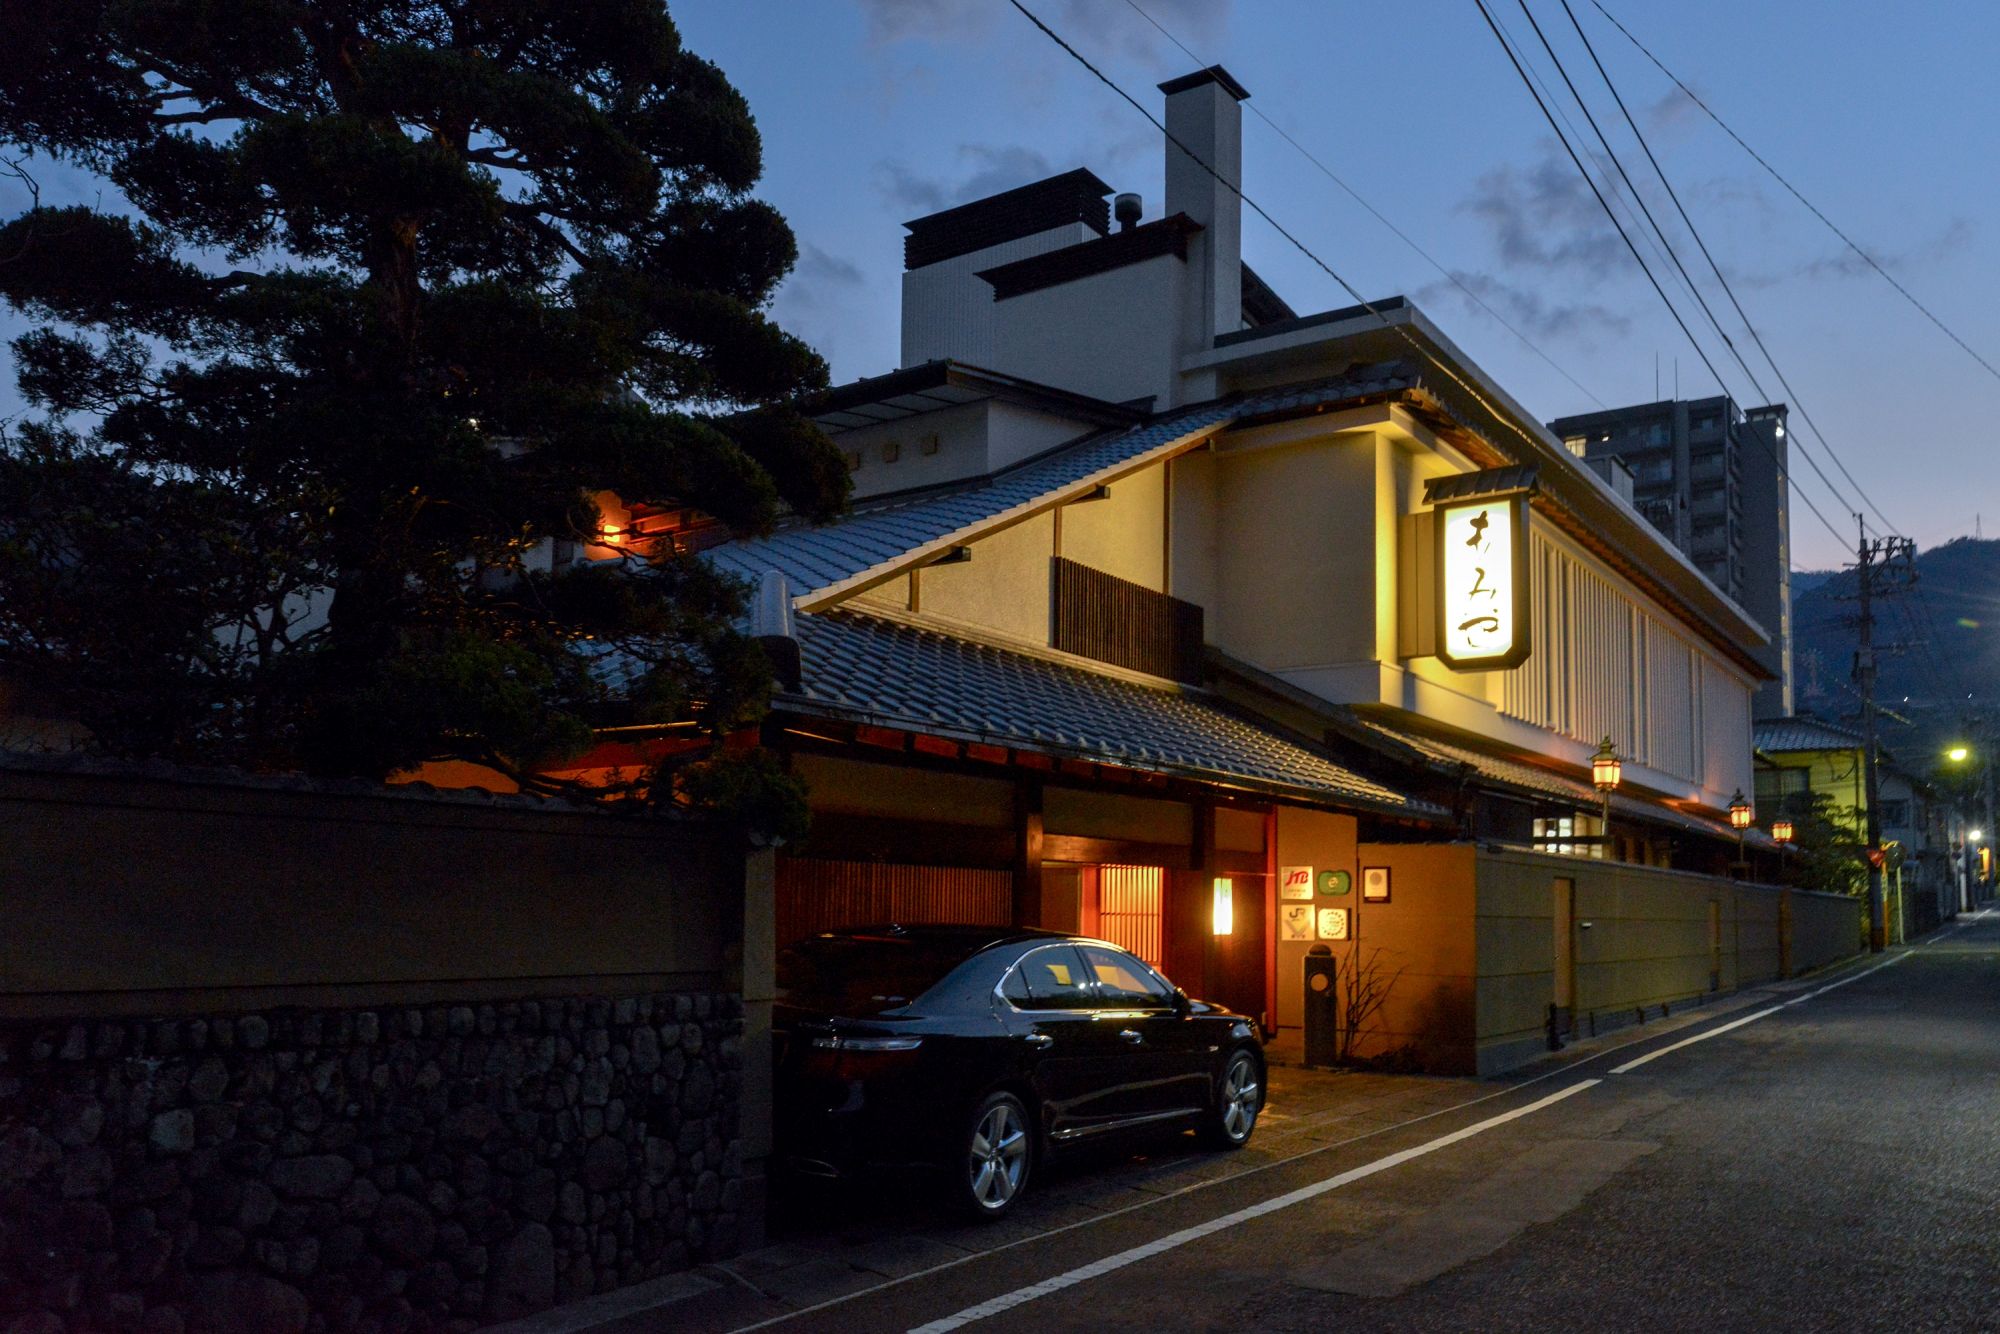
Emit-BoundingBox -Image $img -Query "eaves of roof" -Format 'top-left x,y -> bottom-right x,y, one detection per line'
806,359 -> 1147,437
780,606 -> 1446,822
1194,300 -> 1776,676
1354,715 -> 1767,846
710,363 -> 1422,611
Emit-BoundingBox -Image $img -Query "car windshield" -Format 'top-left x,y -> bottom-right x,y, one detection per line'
776,935 -> 975,1016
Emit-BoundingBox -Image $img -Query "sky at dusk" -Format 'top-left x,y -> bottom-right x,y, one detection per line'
5,1 -> 1997,571
669,0 -> 2000,570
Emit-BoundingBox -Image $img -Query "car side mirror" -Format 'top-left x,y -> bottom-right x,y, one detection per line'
1172,988 -> 1192,1016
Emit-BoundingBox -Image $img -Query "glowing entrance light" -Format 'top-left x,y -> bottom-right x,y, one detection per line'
1212,877 -> 1234,936
1435,492 -> 1532,671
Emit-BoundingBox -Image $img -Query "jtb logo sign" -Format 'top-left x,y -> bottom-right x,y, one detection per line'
1436,494 -> 1530,671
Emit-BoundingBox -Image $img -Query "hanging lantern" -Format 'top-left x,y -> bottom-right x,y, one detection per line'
1591,736 -> 1621,793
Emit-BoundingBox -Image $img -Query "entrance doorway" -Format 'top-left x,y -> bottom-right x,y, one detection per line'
1039,863 -> 1165,970
1553,877 -> 1577,1038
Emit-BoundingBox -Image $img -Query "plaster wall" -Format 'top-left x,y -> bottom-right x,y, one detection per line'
901,222 -> 1098,369
1473,849 -> 1862,1073
1204,434 -> 1380,670
1267,807 -> 1363,1032
838,401 -> 989,500
989,256 -> 1185,409
917,510 -> 1056,646
1060,462 -> 1167,591
1342,842 -> 1480,1072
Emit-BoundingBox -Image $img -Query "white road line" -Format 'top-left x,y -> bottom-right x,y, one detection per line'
728,930 -> 1973,1333
1782,950 -> 1909,1006
1608,1006 -> 1786,1074
904,1080 -> 1602,1334
1615,945 -> 1921,1075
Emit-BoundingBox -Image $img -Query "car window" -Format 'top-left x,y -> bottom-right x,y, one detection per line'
1079,944 -> 1176,1007
1009,945 -> 1096,1011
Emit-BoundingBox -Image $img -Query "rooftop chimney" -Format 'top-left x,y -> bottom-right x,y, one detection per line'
1160,66 -> 1248,352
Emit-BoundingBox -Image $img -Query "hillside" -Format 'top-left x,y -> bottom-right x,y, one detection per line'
1792,536 -> 2000,764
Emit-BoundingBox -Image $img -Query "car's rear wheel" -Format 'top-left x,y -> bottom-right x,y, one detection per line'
956,1091 -> 1033,1217
1200,1048 -> 1261,1149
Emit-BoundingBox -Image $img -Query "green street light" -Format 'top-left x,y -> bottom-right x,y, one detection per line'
1947,745 -> 1971,763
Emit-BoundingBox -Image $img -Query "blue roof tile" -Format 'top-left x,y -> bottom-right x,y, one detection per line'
786,609 -> 1441,818
709,363 -> 1419,598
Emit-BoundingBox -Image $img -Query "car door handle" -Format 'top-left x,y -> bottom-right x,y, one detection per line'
1120,1029 -> 1144,1045
1025,1033 -> 1054,1048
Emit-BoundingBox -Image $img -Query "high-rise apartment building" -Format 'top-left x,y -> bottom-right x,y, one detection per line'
1549,396 -> 1793,719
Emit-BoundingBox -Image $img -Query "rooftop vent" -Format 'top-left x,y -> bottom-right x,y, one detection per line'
1114,192 -> 1142,232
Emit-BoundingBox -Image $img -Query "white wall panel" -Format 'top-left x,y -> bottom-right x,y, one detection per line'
1501,528 -> 1751,793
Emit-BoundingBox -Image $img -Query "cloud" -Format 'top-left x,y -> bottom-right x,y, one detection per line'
856,0 -> 1230,63
1796,217 -> 1974,281
1459,152 -> 1631,282
1413,269 -> 1633,344
875,144 -> 1058,217
776,243 -> 867,317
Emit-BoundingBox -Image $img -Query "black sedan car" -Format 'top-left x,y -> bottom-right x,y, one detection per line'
774,924 -> 1264,1217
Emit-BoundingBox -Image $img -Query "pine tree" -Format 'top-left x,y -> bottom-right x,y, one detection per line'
0,2 -> 845,827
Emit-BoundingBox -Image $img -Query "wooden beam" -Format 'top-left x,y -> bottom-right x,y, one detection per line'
793,813 -> 1014,869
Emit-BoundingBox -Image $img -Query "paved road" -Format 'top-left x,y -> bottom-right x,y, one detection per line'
596,910 -> 2000,1333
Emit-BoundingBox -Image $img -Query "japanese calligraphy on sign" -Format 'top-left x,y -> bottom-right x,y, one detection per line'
1436,493 -> 1531,670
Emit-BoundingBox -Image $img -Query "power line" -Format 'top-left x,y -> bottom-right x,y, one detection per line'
1002,0 -> 1570,475
1507,0 -> 1868,530
1588,0 -> 2000,388
1555,0 -> 1904,544
1119,0 -> 1607,409
1470,0 -> 1851,550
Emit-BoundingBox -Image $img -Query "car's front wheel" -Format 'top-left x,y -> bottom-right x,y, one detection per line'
957,1090 -> 1033,1217
1200,1048 -> 1262,1149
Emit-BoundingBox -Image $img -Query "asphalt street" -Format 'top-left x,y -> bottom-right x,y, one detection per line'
572,909 -> 2000,1333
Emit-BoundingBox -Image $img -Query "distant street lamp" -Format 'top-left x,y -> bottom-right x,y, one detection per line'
1729,789 -> 1753,874
1592,736 -> 1621,860
1772,819 -> 1794,845
1948,745 -> 1971,764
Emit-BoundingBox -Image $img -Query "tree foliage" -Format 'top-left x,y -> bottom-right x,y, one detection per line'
0,1 -> 847,823
1782,791 -> 1868,898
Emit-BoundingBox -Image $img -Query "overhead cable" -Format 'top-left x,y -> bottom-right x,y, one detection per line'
1556,0 -> 1903,543
1120,0 -> 1607,409
1470,0 -> 1850,550
1588,0 -> 2000,388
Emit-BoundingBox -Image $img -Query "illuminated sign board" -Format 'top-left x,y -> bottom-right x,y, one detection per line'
1435,493 -> 1531,671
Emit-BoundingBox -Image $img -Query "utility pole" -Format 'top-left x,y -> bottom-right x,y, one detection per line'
1850,520 -> 1917,952
1982,709 -> 1997,899
1855,520 -> 1885,952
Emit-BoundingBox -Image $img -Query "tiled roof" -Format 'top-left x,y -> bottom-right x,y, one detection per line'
1357,717 -> 1758,844
1754,716 -> 1866,754
786,609 -> 1441,819
708,362 -> 1420,602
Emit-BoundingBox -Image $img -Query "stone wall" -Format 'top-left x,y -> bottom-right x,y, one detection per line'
0,991 -> 744,1334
